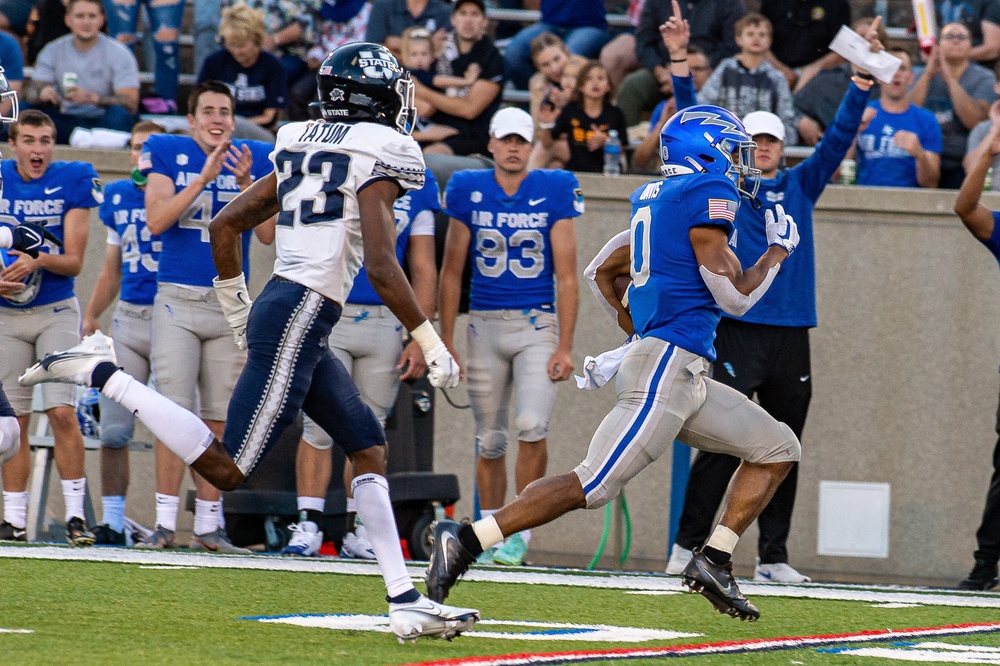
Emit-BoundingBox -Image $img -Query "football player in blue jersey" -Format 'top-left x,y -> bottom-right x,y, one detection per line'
438,106 -> 581,567
80,119 -> 166,545
22,42 -> 478,641
0,109 -> 103,545
285,171 -> 440,559
659,4 -> 881,583
953,103 -> 1000,591
426,104 -> 804,621
134,81 -> 274,553
0,71 -> 28,485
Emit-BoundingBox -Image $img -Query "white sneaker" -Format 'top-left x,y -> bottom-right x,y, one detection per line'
282,521 -> 323,557
665,543 -> 693,575
388,594 -> 480,642
340,525 -> 376,559
754,561 -> 811,583
19,332 -> 117,387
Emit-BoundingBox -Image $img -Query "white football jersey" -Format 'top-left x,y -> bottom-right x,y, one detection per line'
269,120 -> 425,304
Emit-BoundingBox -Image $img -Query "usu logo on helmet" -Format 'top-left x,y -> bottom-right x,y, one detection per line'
0,247 -> 42,305
358,50 -> 401,79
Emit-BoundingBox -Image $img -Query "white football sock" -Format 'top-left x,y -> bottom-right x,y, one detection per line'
61,478 -> 86,522
101,495 -> 126,533
352,473 -> 412,598
194,499 -> 221,536
102,370 -> 213,464
154,493 -> 179,532
3,490 -> 27,528
297,496 -> 325,513
472,515 -> 504,550
706,525 -> 739,555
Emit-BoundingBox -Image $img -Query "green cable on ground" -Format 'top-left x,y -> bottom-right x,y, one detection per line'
587,492 -> 633,570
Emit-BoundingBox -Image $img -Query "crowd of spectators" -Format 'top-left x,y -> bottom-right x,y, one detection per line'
0,0 -> 999,188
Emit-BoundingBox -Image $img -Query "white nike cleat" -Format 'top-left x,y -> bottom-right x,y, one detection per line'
754,560 -> 811,583
388,594 -> 480,642
19,332 -> 117,387
665,543 -> 693,575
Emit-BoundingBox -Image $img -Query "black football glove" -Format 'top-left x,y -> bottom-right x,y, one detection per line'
12,223 -> 61,258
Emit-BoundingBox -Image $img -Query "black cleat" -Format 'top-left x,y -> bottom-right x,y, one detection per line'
682,547 -> 760,621
0,520 -> 26,542
66,516 -> 95,546
958,560 -> 999,591
425,521 -> 476,603
91,523 -> 126,546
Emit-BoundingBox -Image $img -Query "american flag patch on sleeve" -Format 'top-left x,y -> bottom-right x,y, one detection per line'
138,152 -> 152,171
707,199 -> 737,221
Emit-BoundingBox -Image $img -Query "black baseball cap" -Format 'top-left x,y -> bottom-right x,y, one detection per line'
453,0 -> 486,13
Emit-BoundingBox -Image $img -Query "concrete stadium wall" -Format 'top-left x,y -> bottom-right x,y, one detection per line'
59,148 -> 1000,585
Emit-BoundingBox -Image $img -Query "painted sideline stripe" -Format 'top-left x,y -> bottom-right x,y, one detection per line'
409,622 -> 1000,666
1,545 -> 999,609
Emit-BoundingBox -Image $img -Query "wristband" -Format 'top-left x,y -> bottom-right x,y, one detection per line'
410,319 -> 443,355
538,121 -> 555,130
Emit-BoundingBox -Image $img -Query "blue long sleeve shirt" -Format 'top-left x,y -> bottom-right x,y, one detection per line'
672,74 -> 870,327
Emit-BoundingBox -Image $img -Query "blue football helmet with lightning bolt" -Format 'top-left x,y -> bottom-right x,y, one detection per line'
659,104 -> 760,199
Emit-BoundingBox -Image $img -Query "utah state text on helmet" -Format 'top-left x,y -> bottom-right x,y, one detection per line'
358,49 -> 403,79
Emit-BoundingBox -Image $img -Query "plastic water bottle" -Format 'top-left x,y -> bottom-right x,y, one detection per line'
604,129 -> 622,176
839,158 -> 856,185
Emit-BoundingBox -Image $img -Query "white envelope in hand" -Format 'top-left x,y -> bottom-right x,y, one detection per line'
829,25 -> 902,84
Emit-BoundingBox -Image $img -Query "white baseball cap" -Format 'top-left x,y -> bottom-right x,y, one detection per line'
489,107 -> 534,142
741,111 -> 785,142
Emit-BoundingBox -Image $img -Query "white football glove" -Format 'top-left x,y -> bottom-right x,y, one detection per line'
424,341 -> 460,389
213,273 -> 252,350
765,204 -> 799,255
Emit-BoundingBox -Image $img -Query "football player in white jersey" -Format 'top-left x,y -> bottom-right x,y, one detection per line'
22,42 -> 478,642
285,172 -> 439,559
81,119 -> 166,545
438,107 -> 582,566
135,82 -> 274,553
0,109 -> 102,546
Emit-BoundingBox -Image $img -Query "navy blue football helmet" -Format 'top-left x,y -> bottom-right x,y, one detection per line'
315,42 -> 416,134
659,105 -> 760,199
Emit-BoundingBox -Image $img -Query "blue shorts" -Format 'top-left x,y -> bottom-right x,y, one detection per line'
0,382 -> 13,418
223,278 -> 386,477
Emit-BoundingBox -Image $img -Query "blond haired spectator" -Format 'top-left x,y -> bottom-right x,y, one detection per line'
197,2 -> 286,141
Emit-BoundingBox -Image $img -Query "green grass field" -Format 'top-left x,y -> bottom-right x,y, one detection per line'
2,545 -> 999,665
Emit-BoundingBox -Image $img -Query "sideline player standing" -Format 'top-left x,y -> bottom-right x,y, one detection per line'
135,81 -> 273,552
285,170 -> 440,559
438,107 -> 581,567
953,100 -> 1000,591
0,73 -> 36,477
659,5 -> 880,582
81,119 -> 166,545
0,109 -> 102,545
426,104 -> 802,622
22,42 -> 479,641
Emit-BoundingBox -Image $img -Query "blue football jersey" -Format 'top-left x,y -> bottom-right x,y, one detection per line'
987,212 -> 1000,265
627,173 -> 738,361
141,134 -> 273,287
0,160 -> 102,308
347,169 -> 440,305
444,169 -> 583,310
100,179 -> 161,306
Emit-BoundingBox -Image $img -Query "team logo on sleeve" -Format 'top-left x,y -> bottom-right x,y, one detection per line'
471,191 -> 482,203
91,177 -> 104,204
176,154 -> 188,166
573,187 -> 585,214
707,199 -> 737,221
